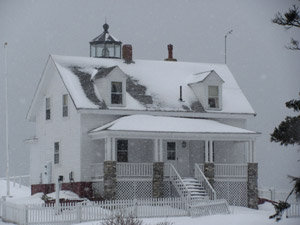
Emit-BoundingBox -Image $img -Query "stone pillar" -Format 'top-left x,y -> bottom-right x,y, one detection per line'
153,162 -> 164,198
204,162 -> 215,187
247,162 -> 258,209
104,161 -> 117,200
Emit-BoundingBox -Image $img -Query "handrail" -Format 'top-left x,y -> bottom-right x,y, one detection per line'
165,163 -> 190,200
194,164 -> 216,200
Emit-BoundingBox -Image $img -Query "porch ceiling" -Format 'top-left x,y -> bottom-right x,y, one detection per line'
89,115 -> 259,140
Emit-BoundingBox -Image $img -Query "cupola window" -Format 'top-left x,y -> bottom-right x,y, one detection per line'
90,23 -> 122,59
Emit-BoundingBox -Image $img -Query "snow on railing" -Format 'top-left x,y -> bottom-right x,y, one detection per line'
117,163 -> 153,177
165,163 -> 190,200
215,164 -> 248,178
0,197 -> 189,224
286,203 -> 300,218
197,164 -> 248,179
194,164 -> 216,200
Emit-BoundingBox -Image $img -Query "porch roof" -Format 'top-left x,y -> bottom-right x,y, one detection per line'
89,115 -> 259,140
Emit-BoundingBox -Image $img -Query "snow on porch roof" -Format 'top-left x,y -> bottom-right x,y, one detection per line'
89,115 -> 257,134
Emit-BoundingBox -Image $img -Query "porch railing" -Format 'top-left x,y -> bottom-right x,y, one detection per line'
117,163 -> 153,177
194,164 -> 216,200
165,163 -> 190,199
197,163 -> 248,178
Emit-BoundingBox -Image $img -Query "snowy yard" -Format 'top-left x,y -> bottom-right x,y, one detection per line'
1,180 -> 299,225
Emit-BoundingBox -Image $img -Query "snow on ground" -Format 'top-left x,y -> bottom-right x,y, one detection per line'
76,204 -> 300,225
1,181 -> 299,225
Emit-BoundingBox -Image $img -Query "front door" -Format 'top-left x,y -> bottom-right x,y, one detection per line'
165,140 -> 190,177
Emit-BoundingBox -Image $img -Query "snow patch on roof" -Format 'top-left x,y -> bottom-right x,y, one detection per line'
90,115 -> 256,134
52,55 -> 255,114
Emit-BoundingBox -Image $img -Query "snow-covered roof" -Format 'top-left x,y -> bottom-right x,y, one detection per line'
51,55 -> 255,115
90,115 -> 256,134
187,70 -> 224,84
90,23 -> 121,44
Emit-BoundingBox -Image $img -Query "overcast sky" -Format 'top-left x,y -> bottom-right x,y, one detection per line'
0,0 -> 299,191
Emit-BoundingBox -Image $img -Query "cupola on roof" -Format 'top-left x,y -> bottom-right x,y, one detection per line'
90,23 -> 122,58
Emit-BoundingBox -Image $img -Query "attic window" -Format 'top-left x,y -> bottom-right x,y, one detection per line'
111,82 -> 123,104
45,97 -> 51,120
62,94 -> 68,117
208,86 -> 219,108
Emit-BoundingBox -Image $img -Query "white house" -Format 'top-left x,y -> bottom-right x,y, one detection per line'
26,23 -> 259,208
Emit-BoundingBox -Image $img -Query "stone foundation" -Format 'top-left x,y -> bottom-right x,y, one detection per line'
204,162 -> 215,187
153,162 -> 164,198
247,163 -> 258,209
104,161 -> 117,200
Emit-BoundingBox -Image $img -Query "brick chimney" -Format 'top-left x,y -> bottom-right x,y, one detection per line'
165,44 -> 177,61
122,44 -> 133,63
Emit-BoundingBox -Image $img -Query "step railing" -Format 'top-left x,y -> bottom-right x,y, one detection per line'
117,163 -> 153,177
194,164 -> 216,200
165,163 -> 190,200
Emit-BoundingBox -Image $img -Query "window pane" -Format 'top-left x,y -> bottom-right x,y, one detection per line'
117,140 -> 128,162
208,86 -> 218,96
111,94 -> 122,104
111,82 -> 122,93
62,94 -> 68,117
167,142 -> 176,160
54,142 -> 59,164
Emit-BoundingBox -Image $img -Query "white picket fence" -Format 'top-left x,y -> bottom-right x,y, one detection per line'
286,203 -> 300,218
0,198 -> 230,225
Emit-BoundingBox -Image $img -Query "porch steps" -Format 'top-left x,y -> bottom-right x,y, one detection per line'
182,178 -> 208,200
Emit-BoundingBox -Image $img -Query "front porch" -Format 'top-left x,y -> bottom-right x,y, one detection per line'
88,115 -> 259,208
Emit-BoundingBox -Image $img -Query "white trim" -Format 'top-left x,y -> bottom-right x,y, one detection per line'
209,140 -> 213,162
159,139 -> 163,162
154,139 -> 158,162
78,108 -> 256,119
205,140 -> 209,162
90,130 -> 259,141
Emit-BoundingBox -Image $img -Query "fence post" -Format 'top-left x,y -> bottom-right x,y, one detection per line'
133,199 -> 138,217
24,205 -> 28,225
76,204 -> 82,223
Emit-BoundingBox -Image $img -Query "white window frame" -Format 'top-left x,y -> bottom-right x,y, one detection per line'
167,142 -> 176,160
111,81 -> 123,105
45,97 -> 51,120
208,85 -> 220,109
62,94 -> 69,117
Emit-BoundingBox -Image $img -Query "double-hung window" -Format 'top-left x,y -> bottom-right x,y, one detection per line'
208,86 -> 219,108
117,140 -> 128,162
167,142 -> 176,160
111,82 -> 123,105
54,142 -> 60,164
46,97 -> 51,120
62,94 -> 68,117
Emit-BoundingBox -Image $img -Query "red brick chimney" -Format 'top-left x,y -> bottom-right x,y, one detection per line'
122,44 -> 133,63
165,44 -> 177,61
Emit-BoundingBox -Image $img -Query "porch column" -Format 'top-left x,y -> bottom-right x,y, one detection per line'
153,139 -> 164,198
247,140 -> 258,209
204,140 -> 215,187
104,137 -> 117,200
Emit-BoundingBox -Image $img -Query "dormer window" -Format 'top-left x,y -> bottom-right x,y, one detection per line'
111,82 -> 123,104
208,86 -> 219,108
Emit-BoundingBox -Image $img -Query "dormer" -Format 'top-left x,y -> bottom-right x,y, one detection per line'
92,66 -> 127,107
188,70 -> 224,111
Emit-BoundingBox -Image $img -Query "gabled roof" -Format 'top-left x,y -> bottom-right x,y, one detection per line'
187,70 -> 224,85
50,55 -> 255,115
